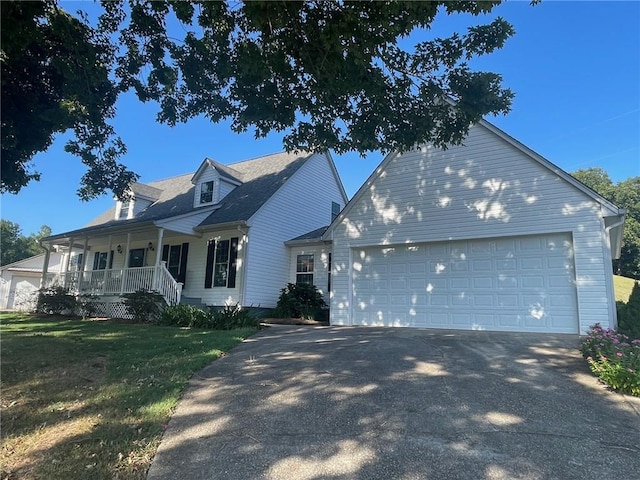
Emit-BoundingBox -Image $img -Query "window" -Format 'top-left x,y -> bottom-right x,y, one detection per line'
92,251 -> 114,270
118,200 -> 131,219
200,181 -> 214,204
70,253 -> 84,271
205,238 -> 238,288
331,201 -> 341,222
128,248 -> 145,268
296,254 -> 314,285
161,243 -> 190,285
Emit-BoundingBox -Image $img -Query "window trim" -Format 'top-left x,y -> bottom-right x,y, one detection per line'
200,180 -> 215,204
296,254 -> 314,286
204,237 -> 238,289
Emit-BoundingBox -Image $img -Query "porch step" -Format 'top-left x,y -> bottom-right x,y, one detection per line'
179,296 -> 205,308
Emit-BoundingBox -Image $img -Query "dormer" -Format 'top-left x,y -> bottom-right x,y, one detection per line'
191,158 -> 243,208
114,183 -> 163,221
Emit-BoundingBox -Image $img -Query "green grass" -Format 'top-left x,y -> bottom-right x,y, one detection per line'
0,313 -> 256,480
614,275 -> 637,303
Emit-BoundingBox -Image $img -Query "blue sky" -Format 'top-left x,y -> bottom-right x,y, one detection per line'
2,0 -> 639,237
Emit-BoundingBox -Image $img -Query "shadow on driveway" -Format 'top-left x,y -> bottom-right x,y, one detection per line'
147,326 -> 640,480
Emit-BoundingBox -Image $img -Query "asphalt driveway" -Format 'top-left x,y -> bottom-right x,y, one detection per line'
147,326 -> 640,480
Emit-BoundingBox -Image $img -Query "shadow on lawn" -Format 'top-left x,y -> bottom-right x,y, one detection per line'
148,326 -> 640,480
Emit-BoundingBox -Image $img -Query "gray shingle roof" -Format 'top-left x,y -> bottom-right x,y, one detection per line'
287,226 -> 329,242
74,151 -> 312,234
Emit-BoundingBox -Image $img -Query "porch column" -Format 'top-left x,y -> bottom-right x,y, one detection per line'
62,238 -> 73,289
80,237 -> 89,293
153,228 -> 165,290
40,246 -> 51,288
103,235 -> 113,295
120,233 -> 131,295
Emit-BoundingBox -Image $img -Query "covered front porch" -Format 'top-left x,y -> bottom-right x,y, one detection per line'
41,225 -> 192,307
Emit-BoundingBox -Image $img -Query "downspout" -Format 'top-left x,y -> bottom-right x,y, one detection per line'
604,210 -> 626,329
237,224 -> 250,307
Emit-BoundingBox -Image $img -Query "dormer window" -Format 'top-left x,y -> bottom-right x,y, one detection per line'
200,181 -> 214,204
118,199 -> 132,220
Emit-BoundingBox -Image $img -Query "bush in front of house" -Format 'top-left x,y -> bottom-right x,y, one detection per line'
161,303 -> 259,329
36,286 -> 77,315
274,283 -> 327,319
121,290 -> 166,323
580,324 -> 640,396
617,281 -> 640,339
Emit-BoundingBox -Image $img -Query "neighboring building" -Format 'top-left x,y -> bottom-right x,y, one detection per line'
36,121 -> 625,334
0,252 -> 64,311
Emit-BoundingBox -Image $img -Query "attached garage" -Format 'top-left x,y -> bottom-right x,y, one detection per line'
327,121 -> 625,335
351,233 -> 578,333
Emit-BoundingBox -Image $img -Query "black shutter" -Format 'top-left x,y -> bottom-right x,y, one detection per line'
93,252 -> 100,270
204,240 -> 215,288
177,243 -> 189,286
108,251 -> 114,269
162,244 -> 170,263
227,237 -> 239,288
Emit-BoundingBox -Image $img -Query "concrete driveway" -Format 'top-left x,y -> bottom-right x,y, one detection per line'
147,326 -> 640,480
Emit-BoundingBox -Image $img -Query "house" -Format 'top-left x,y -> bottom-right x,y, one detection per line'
0,251 -> 64,311
323,120 -> 625,335
39,121 -> 624,335
39,151 -> 347,317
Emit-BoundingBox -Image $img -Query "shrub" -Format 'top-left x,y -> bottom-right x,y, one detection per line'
77,293 -> 99,320
121,290 -> 165,323
580,324 -> 640,396
161,304 -> 214,328
275,283 -> 327,319
36,286 -> 77,315
617,281 -> 640,339
212,303 -> 259,330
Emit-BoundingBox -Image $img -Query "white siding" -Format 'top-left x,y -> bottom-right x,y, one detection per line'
156,209 -> 215,235
219,179 -> 236,200
288,245 -> 332,301
132,198 -> 153,216
177,230 -> 246,306
244,153 -> 346,307
330,124 -> 615,334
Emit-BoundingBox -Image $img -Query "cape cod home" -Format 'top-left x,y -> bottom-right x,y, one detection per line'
39,151 -> 347,318
37,120 -> 625,335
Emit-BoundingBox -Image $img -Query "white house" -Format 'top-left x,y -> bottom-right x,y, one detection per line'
0,252 -> 64,311
35,121 -> 624,334
324,120 -> 625,335
39,151 -> 347,317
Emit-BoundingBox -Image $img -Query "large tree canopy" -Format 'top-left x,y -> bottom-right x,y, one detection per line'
572,168 -> 640,280
0,220 -> 51,266
1,0 -> 516,200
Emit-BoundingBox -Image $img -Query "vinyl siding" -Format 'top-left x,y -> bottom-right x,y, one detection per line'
330,123 -> 615,333
156,209 -> 215,235
244,153 -> 346,307
288,245 -> 332,301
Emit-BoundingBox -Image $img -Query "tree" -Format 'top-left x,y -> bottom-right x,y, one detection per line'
0,220 -> 51,266
572,168 -> 640,279
2,0 -> 517,200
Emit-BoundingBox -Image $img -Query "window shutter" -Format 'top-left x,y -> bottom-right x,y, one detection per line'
161,244 -> 170,263
204,240 -> 215,288
178,243 -> 189,286
93,252 -> 100,270
227,237 -> 239,288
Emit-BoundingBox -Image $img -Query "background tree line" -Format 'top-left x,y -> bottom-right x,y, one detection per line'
571,168 -> 640,279
0,221 -> 51,266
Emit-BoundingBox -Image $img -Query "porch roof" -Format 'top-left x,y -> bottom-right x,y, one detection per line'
42,151 -> 313,244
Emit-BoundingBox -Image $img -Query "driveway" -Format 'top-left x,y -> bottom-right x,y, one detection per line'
147,326 -> 640,480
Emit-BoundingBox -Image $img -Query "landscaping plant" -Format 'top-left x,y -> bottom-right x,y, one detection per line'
275,283 -> 327,319
580,324 -> 640,396
36,285 -> 77,314
121,290 -> 165,323
617,281 -> 640,339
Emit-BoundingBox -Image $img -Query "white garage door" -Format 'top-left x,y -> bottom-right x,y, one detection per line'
7,275 -> 40,311
351,233 -> 578,333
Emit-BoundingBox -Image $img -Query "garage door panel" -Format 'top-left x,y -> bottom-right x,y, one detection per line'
351,233 -> 578,333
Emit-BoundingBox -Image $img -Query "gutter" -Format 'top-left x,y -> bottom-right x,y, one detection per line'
194,220 -> 249,233
605,209 -> 626,260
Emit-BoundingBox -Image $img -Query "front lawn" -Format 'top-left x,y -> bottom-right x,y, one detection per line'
0,313 -> 256,479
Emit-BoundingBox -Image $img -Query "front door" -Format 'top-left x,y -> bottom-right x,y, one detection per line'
128,248 -> 145,267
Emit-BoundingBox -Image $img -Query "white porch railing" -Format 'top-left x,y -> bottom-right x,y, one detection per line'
45,262 -> 183,306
